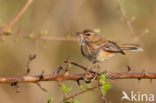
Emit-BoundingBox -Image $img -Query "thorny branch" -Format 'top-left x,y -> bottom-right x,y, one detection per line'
1,72 -> 156,83
0,56 -> 156,102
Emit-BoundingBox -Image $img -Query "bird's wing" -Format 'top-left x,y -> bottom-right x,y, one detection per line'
97,40 -> 125,54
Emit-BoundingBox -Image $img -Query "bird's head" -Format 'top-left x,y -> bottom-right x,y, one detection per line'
76,29 -> 95,44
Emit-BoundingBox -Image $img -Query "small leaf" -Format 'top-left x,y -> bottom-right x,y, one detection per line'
94,28 -> 101,33
72,98 -> 81,103
101,87 -> 107,95
63,101 -> 70,103
40,30 -> 48,36
80,86 -> 87,91
61,84 -> 71,94
6,29 -> 12,35
99,79 -> 106,86
47,97 -> 53,103
105,83 -> 112,90
87,83 -> 92,88
28,34 -> 34,39
98,75 -> 106,80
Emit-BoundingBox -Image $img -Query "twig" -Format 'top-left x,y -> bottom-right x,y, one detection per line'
64,61 -> 98,74
64,86 -> 98,101
3,0 -> 34,32
37,36 -> 79,42
115,0 -> 137,39
25,54 -> 36,75
35,82 -> 47,92
98,82 -> 108,103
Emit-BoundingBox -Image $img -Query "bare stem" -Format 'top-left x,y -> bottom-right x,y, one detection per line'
3,0 -> 34,32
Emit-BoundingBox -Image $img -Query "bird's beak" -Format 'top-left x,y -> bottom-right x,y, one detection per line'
76,32 -> 82,36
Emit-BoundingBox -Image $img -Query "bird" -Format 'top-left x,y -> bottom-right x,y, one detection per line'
76,29 -> 143,64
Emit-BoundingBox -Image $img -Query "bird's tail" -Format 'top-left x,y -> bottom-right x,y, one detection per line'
119,44 -> 143,52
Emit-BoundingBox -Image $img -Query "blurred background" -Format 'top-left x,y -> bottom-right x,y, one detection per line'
0,0 -> 156,103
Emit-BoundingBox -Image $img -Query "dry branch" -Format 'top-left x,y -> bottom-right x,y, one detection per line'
0,72 -> 156,83
115,0 -> 137,39
64,86 -> 98,101
3,0 -> 34,32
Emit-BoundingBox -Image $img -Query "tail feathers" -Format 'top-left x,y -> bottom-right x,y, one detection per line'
119,44 -> 143,52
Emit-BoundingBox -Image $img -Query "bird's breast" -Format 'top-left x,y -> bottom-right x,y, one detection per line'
80,45 -> 97,62
96,50 -> 115,62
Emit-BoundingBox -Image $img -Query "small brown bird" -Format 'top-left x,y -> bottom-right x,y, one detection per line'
76,29 -> 143,64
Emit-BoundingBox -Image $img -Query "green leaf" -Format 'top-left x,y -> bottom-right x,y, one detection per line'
94,28 -> 101,33
28,34 -> 34,39
87,83 -> 92,88
47,97 -> 53,103
101,87 -> 107,95
6,29 -> 12,35
98,74 -> 112,96
39,30 -> 48,36
72,98 -> 81,103
98,75 -> 106,80
105,83 -> 112,90
61,84 -> 71,94
63,101 -> 70,103
99,79 -> 106,86
80,86 -> 87,91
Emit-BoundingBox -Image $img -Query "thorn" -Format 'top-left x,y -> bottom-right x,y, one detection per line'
138,78 -> 141,83
36,82 -> 47,92
76,80 -> 80,86
57,81 -> 61,87
11,81 -> 20,93
40,70 -> 44,79
11,82 -> 17,87
15,83 -> 20,93
127,65 -> 132,72
150,79 -> 152,84
54,65 -> 63,75
29,54 -> 36,61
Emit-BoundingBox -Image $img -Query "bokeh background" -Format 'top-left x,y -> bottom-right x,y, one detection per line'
0,0 -> 156,103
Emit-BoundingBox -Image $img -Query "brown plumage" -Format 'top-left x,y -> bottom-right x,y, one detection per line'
76,29 -> 143,63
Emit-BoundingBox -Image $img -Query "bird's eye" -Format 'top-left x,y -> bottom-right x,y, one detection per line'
86,33 -> 91,36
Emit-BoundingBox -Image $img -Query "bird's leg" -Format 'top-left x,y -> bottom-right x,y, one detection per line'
86,61 -> 97,73
83,61 -> 97,83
